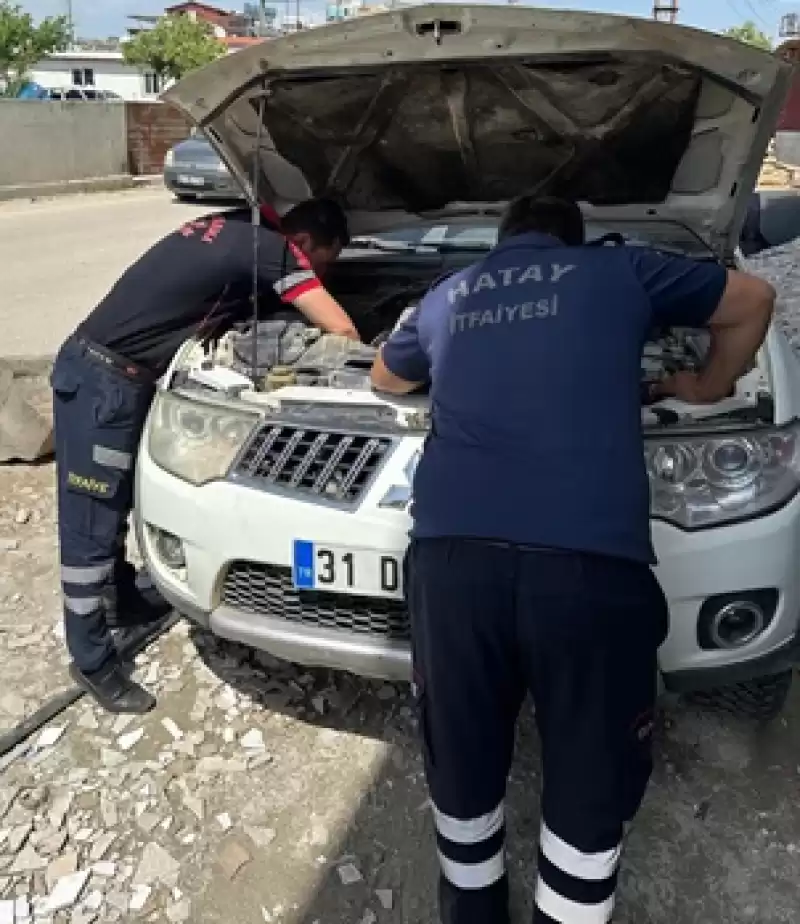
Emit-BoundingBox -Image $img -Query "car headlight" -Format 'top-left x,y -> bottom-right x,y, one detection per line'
164,149 -> 175,168
147,392 -> 259,486
646,422 -> 800,529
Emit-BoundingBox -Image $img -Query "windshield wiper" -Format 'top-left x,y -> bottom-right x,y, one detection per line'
349,237 -> 421,252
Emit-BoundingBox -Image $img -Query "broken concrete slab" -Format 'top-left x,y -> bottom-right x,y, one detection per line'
132,843 -> 180,888
217,840 -> 251,881
0,362 -> 54,464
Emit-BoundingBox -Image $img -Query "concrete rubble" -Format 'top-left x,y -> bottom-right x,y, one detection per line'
0,361 -> 53,464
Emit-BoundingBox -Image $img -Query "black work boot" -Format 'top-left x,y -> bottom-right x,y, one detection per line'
70,659 -> 156,714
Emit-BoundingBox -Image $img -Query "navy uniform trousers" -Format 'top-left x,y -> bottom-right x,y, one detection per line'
51,336 -> 156,673
406,538 -> 669,924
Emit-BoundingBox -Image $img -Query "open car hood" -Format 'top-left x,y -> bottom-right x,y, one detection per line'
163,3 -> 792,257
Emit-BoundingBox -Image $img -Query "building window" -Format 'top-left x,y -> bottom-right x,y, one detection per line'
144,72 -> 163,95
71,68 -> 95,86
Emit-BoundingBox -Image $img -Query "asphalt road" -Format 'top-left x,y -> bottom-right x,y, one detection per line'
0,188 -> 209,358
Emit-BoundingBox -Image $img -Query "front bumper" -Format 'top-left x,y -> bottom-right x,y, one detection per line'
135,433 -> 800,689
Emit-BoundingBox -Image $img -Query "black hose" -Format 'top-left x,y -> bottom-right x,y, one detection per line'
0,613 -> 179,760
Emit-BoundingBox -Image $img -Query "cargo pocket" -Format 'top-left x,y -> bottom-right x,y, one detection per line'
92,381 -> 135,429
62,437 -> 132,544
61,463 -> 126,545
50,363 -> 82,401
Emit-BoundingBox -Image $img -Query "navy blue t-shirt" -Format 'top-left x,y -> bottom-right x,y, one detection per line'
381,232 -> 728,564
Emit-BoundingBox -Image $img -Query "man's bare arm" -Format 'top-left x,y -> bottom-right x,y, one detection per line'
657,270 -> 775,404
291,288 -> 361,341
371,348 -> 424,394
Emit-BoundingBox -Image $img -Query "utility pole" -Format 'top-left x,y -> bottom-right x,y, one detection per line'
652,2 -> 678,24
66,0 -> 74,45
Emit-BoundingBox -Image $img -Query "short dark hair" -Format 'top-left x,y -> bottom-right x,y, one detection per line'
498,195 -> 585,246
281,197 -> 350,247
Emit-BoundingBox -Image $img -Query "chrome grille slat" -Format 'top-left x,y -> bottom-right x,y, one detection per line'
268,428 -> 306,479
246,425 -> 283,476
222,562 -> 410,640
338,438 -> 381,497
289,431 -> 330,487
311,435 -> 354,495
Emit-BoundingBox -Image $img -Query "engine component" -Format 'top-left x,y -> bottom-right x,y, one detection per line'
229,319 -> 316,380
641,328 -> 708,385
265,366 -> 297,391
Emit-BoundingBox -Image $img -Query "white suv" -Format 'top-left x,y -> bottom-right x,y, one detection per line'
134,5 -> 800,718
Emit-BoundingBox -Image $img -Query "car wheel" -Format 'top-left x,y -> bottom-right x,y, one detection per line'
686,668 -> 793,721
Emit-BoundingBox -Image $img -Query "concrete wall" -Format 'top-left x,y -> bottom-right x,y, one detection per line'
0,101 -> 128,187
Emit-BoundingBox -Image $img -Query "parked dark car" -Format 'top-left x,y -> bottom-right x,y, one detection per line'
741,189 -> 800,255
47,87 -> 123,101
163,132 -> 244,202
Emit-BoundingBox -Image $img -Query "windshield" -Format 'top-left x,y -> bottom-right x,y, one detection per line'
348,218 -> 713,258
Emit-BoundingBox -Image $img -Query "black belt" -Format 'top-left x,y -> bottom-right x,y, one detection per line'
74,334 -> 158,385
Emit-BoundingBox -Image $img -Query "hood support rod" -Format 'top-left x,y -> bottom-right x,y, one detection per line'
251,87 -> 267,387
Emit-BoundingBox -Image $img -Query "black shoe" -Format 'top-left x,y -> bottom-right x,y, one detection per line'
70,660 -> 156,714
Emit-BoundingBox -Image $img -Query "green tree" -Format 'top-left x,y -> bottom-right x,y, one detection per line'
123,14 -> 225,85
724,21 -> 772,51
0,1 -> 70,97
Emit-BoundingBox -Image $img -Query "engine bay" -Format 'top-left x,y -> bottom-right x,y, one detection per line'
172,261 -> 774,429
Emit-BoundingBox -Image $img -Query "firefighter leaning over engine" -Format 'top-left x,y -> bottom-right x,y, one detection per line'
52,198 -> 358,715
371,194 -> 775,924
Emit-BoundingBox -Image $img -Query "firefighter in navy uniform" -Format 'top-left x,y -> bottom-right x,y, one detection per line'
52,198 -> 358,715
371,196 -> 775,924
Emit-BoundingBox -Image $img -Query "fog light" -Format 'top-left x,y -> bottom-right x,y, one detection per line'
151,527 -> 186,570
697,589 -> 778,651
709,601 -> 765,649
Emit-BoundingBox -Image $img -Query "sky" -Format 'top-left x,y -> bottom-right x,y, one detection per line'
22,0 -> 798,40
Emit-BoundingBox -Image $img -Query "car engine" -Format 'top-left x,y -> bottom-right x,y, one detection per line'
641,327 -> 709,385
176,301 -> 767,428
208,316 -> 712,399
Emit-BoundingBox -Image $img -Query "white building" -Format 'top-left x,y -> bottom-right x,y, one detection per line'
28,49 -> 164,102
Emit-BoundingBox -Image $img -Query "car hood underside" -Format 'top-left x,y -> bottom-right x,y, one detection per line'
163,3 -> 791,256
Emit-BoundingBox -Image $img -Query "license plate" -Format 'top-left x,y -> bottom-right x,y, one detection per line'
178,174 -> 205,186
292,540 -> 404,600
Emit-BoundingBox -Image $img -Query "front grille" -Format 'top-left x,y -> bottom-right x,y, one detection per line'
233,425 -> 392,504
222,562 -> 411,641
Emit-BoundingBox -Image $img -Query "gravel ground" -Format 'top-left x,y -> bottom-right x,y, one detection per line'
2,241 -> 800,922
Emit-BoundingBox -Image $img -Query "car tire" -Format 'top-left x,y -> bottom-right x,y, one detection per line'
686,668 -> 793,721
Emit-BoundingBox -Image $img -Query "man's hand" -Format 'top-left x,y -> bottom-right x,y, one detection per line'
653,371 -> 734,405
292,288 -> 361,342
371,348 -> 425,394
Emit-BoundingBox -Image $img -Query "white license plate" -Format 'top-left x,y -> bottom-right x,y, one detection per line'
292,540 -> 404,600
178,174 -> 205,186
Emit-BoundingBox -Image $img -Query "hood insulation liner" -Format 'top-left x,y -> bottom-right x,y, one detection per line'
254,58 -> 702,212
